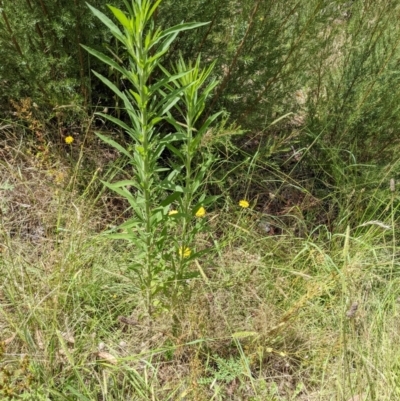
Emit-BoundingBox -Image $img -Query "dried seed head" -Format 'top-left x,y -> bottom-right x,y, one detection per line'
390,178 -> 395,192
346,302 -> 359,319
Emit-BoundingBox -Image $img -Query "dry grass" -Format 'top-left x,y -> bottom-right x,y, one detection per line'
0,132 -> 399,400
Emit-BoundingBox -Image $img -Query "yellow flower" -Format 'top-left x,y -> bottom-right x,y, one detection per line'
239,199 -> 250,208
168,210 -> 178,216
179,247 -> 191,258
195,206 -> 206,218
65,136 -> 74,144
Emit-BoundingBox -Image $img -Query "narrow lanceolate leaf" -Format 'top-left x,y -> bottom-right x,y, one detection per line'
86,3 -> 125,44
94,112 -> 133,137
156,85 -> 193,116
101,181 -> 144,218
161,191 -> 181,207
148,0 -> 163,20
157,22 -> 210,42
91,70 -> 124,100
95,133 -> 133,160
81,45 -> 127,78
149,69 -> 192,93
107,179 -> 140,189
232,331 -> 258,339
191,111 -> 223,151
108,5 -> 131,32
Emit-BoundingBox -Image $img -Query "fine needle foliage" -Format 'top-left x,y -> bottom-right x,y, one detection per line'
82,0 -> 220,317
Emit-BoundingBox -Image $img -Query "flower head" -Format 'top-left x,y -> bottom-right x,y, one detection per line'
65,136 -> 74,144
168,210 -> 178,216
179,246 -> 191,258
195,206 -> 206,218
239,199 -> 250,208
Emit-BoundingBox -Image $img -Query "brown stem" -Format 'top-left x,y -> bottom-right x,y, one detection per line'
1,1 -> 48,98
238,0 -> 324,125
195,9 -> 218,57
36,0 -> 49,19
1,8 -> 23,56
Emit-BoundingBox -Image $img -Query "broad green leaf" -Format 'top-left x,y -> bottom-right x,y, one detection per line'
161,191 -> 181,207
161,181 -> 184,192
193,196 -> 220,211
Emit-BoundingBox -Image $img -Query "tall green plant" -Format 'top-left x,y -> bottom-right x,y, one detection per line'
83,0 -> 220,315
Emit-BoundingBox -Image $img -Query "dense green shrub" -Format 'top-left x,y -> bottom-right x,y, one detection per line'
2,0 -> 400,223
0,0 -> 125,110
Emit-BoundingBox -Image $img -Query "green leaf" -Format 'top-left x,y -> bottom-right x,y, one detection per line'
232,331 -> 258,339
129,89 -> 143,106
157,22 -> 210,41
165,143 -> 184,161
161,181 -> 184,192
108,179 -> 138,188
65,385 -> 92,401
81,45 -> 127,78
163,132 -> 187,142
94,112 -> 135,138
161,192 -> 181,207
150,68 -> 192,93
101,181 -> 144,217
86,3 -> 125,44
191,111 -> 223,151
91,70 -> 124,100
148,0 -> 163,20
95,132 -> 133,160
108,5 -> 131,31
157,85 -> 193,116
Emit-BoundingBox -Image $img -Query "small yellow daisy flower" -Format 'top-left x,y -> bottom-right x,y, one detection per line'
179,247 -> 191,258
195,206 -> 206,218
168,210 -> 178,216
239,199 -> 250,208
65,136 -> 74,144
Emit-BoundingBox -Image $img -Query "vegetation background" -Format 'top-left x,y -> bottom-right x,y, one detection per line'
1,0 -> 400,399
